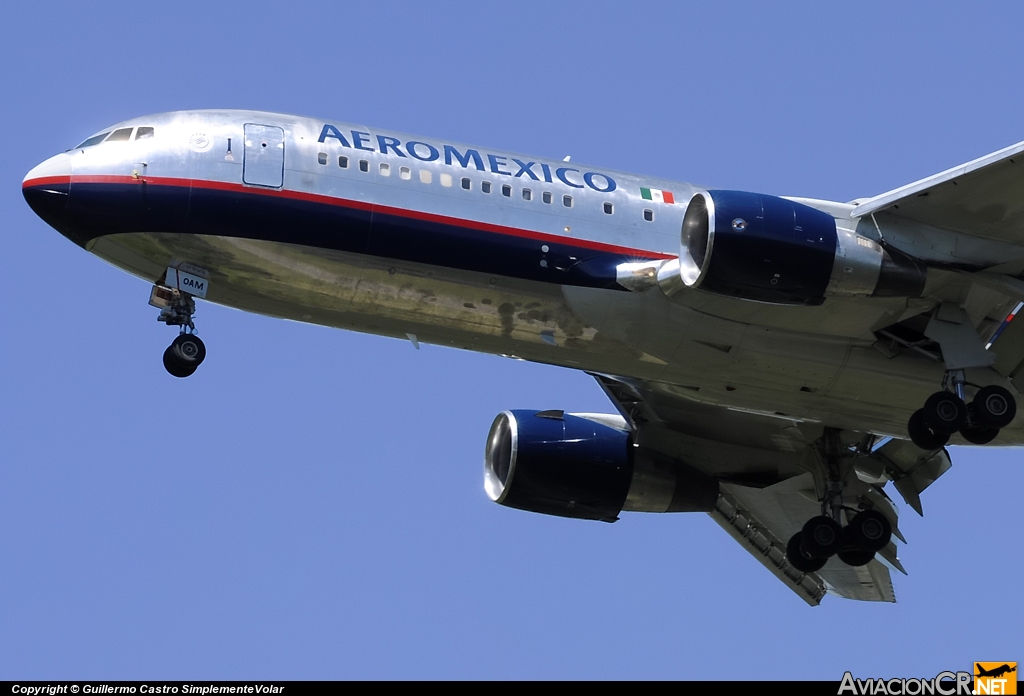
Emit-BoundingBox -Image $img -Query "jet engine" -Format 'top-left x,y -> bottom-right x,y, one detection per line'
484,410 -> 718,522
678,191 -> 927,305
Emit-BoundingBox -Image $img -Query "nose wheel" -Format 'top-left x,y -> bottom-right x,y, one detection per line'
163,333 -> 206,378
907,373 -> 1016,449
150,280 -> 208,379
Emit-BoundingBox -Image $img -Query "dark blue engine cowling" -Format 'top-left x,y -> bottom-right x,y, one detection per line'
484,410 -> 632,522
680,190 -> 838,306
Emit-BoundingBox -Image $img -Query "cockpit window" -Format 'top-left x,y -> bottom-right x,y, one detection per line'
76,132 -> 110,148
106,128 -> 134,142
74,126 -> 155,150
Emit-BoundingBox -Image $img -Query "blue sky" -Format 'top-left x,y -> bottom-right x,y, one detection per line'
2,1 -> 1022,680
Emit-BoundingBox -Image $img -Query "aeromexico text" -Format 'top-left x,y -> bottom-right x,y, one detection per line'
318,124 -> 617,193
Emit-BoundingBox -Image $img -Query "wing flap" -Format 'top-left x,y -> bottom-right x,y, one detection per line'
710,489 -> 826,606
873,438 -> 952,516
723,476 -> 896,603
818,555 -> 896,603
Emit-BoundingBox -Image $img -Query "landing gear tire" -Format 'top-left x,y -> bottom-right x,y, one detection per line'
837,547 -> 876,567
922,391 -> 967,433
971,385 -> 1016,428
171,333 -> 206,365
908,409 -> 949,450
163,347 -> 197,378
786,533 -> 826,574
163,334 -> 206,378
800,515 -> 843,559
845,509 -> 892,553
960,422 -> 999,445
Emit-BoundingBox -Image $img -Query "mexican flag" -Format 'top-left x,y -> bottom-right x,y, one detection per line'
640,187 -> 675,204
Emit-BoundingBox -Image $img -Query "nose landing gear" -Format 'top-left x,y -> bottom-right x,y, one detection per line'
163,333 -> 207,378
149,280 -> 207,379
907,370 -> 1016,449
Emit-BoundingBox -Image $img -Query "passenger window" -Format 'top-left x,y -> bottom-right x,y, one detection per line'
419,169 -> 432,184
359,160 -> 369,172
643,209 -> 654,222
400,166 -> 411,180
339,156 -> 349,168
461,177 -> 471,190
135,127 -> 155,140
542,192 -> 552,204
563,195 -> 573,208
380,162 -> 391,176
482,181 -> 492,194
76,132 -> 110,148
106,128 -> 133,142
440,173 -> 453,187
502,184 -> 512,197
603,202 -> 613,214
317,152 -> 328,165
523,188 -> 532,201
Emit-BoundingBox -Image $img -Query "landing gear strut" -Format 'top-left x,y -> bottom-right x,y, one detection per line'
907,370 -> 1015,449
784,429 -> 894,572
150,283 -> 206,378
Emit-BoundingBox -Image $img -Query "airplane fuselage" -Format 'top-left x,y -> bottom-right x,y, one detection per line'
21,109 -> 1017,443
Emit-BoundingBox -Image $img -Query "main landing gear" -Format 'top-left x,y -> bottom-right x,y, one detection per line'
786,509 -> 892,573
150,283 -> 207,378
907,370 -> 1016,449
784,428 -> 894,573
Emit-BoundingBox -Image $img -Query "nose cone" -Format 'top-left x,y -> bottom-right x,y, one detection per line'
23,153 -> 72,236
24,151 -> 72,185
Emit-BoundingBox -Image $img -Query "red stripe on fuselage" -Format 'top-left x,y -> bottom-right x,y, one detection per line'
23,174 -> 677,261
22,175 -> 78,189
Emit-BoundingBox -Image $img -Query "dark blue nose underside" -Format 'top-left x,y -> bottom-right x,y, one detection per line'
23,183 -> 71,241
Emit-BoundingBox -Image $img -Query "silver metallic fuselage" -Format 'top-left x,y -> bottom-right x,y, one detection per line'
22,109 -> 1017,443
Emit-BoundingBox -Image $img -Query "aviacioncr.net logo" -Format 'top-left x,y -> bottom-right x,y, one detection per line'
838,671 -> 973,695
974,663 -> 1017,695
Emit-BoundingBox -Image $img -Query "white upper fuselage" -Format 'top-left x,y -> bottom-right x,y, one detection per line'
27,109 -> 688,260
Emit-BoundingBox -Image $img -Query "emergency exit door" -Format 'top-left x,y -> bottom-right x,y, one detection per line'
243,124 -> 285,187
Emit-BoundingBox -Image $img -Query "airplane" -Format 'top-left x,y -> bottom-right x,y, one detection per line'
21,109 -> 1024,605
975,665 -> 1017,679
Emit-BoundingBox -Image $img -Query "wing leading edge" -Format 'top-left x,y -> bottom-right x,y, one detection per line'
851,139 -> 1024,244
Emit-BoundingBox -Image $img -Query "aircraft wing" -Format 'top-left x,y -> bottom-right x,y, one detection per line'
594,374 -> 903,606
849,139 -> 1024,384
851,139 -> 1024,244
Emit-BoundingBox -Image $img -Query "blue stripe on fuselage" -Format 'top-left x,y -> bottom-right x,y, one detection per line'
46,179 -> 660,289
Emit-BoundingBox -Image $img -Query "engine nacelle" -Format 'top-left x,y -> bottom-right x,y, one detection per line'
484,410 -> 718,522
678,191 -> 926,305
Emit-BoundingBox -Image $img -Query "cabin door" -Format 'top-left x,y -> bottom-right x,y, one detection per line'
242,123 -> 285,188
